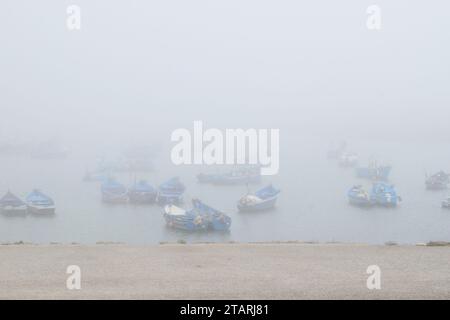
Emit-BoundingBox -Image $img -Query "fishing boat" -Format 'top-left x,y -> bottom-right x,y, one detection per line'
356,161 -> 391,181
197,166 -> 261,185
128,180 -> 157,204
101,178 -> 128,203
370,182 -> 400,207
339,152 -> 358,168
192,199 -> 232,231
0,191 -> 28,215
347,185 -> 371,207
442,197 -> 450,209
237,184 -> 281,212
425,171 -> 449,190
157,177 -> 185,205
163,204 -> 208,231
26,189 -> 55,214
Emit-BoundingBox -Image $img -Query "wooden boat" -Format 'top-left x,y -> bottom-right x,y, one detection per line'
356,161 -> 391,181
26,189 -> 56,214
0,191 -> 28,215
157,177 -> 185,205
101,178 -> 128,203
238,185 -> 280,212
163,205 -> 208,231
128,180 -> 157,204
425,171 -> 449,190
442,197 -> 450,209
347,185 -> 371,207
192,199 -> 231,231
370,183 -> 400,207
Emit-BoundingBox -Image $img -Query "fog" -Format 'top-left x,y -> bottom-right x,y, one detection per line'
0,1 -> 449,244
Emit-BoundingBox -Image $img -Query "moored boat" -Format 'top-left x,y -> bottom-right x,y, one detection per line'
237,184 -> 281,212
26,189 -> 55,214
192,199 -> 232,231
157,177 -> 185,205
347,185 -> 371,207
101,178 -> 128,203
370,182 -> 400,207
128,180 -> 157,204
163,204 -> 208,231
425,171 -> 449,190
0,191 -> 28,215
442,197 -> 450,209
356,161 -> 391,181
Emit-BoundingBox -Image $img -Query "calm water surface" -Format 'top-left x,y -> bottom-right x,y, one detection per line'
1,136 -> 449,245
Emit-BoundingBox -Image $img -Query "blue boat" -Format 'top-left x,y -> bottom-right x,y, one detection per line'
26,189 -> 55,214
370,183 -> 400,207
101,178 -> 128,203
157,177 -> 185,205
237,184 -> 281,212
163,205 -> 208,231
0,191 -> 28,215
347,185 -> 371,207
192,199 -> 232,231
128,180 -> 157,204
197,166 -> 261,185
356,162 -> 391,181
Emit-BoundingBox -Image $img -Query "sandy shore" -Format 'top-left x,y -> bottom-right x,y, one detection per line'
0,243 -> 449,299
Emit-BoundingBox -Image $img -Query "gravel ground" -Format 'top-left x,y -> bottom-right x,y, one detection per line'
0,243 -> 449,299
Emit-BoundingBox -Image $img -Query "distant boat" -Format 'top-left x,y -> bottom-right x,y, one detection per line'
157,177 -> 185,205
128,180 -> 157,204
425,171 -> 449,190
101,178 -> 128,203
356,161 -> 391,181
370,183 -> 400,207
442,197 -> 450,209
26,189 -> 55,214
163,204 -> 208,231
347,185 -> 371,207
192,199 -> 232,231
238,184 -> 281,212
339,152 -> 358,168
197,166 -> 261,185
0,191 -> 27,215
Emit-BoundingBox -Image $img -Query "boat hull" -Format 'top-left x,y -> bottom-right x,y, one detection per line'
356,166 -> 391,181
348,197 -> 372,207
238,197 -> 277,212
1,205 -> 28,216
128,191 -> 157,204
157,193 -> 183,205
102,192 -> 128,204
27,205 -> 55,215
